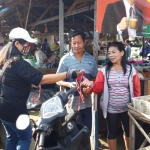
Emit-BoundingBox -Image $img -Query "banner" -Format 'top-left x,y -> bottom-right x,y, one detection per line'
96,0 -> 150,37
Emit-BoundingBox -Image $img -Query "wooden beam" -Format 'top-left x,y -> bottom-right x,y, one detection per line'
18,3 -> 70,9
25,0 -> 32,29
30,4 -> 52,31
67,1 -> 78,13
29,13 -> 38,20
31,9 -> 41,17
74,3 -> 90,9
29,4 -> 94,27
3,7 -> 14,17
81,14 -> 94,22
5,0 -> 13,4
44,22 -> 93,26
4,0 -> 25,7
19,3 -> 48,7
81,23 -> 93,38
78,14 -> 94,24
76,0 -> 92,2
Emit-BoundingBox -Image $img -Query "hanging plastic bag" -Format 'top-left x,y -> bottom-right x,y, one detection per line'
26,86 -> 42,109
35,49 -> 47,68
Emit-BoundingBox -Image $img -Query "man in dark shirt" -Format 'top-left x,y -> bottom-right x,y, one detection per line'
42,38 -> 52,57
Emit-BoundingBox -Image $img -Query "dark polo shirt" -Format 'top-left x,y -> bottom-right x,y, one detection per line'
0,47 -> 43,122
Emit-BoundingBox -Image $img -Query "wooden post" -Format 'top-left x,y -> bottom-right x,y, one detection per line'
140,132 -> 150,148
142,37 -> 145,58
129,112 -> 135,150
128,112 -> 150,149
93,0 -> 99,64
25,0 -> 32,29
59,0 -> 64,59
91,1 -> 99,150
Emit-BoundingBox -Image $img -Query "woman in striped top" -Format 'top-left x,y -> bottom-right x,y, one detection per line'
82,42 -> 141,150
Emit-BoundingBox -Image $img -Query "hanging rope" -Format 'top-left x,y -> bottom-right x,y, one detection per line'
76,70 -> 85,110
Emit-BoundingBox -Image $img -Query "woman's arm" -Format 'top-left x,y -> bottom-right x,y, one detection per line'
40,72 -> 67,85
82,71 -> 104,94
133,73 -> 141,97
40,69 -> 81,85
91,71 -> 104,94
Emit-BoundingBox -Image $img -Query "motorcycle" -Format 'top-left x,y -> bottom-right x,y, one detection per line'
32,87 -> 91,150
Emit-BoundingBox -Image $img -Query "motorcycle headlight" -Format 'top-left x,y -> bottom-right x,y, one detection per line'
41,96 -> 65,119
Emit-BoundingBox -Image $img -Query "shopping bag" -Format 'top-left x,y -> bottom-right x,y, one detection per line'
26,86 -> 42,109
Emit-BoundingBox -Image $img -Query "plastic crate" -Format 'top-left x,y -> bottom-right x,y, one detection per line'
132,95 -> 150,115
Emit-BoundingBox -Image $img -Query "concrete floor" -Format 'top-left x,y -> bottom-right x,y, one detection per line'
98,129 -> 125,150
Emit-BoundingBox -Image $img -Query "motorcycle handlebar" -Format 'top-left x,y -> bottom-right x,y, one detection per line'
38,132 -> 45,150
66,87 -> 77,96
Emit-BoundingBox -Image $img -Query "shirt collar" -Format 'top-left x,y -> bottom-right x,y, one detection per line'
69,49 -> 89,56
123,0 -> 135,15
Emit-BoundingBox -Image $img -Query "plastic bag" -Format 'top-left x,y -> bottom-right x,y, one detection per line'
27,87 -> 58,110
26,87 -> 42,110
35,50 -> 47,68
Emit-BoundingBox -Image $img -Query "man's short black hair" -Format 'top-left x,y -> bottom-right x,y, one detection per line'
125,39 -> 130,44
71,29 -> 86,41
44,38 -> 47,43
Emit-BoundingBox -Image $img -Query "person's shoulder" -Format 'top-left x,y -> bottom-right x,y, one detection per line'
59,52 -> 71,62
100,66 -> 107,72
135,4 -> 142,12
15,57 -> 30,66
85,52 -> 96,61
107,1 -> 122,7
84,51 -> 94,57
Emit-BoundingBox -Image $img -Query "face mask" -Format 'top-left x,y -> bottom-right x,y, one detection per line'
21,45 -> 30,55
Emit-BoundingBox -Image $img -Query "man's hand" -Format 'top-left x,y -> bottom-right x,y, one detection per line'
68,82 -> 76,88
118,17 -> 129,31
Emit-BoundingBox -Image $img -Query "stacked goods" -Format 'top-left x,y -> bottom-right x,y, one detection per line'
141,72 -> 150,78
132,95 -> 150,115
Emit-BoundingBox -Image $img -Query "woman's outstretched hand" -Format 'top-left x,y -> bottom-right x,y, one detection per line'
81,76 -> 93,88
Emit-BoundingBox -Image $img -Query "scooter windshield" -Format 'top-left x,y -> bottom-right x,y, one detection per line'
41,96 -> 65,118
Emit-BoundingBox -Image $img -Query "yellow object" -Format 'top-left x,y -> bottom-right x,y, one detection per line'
34,50 -> 38,57
147,0 -> 150,2
50,42 -> 59,51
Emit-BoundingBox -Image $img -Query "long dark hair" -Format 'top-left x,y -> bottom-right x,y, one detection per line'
106,41 -> 127,75
0,39 -> 27,67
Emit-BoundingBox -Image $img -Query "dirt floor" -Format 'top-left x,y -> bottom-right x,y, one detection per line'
98,129 -> 125,150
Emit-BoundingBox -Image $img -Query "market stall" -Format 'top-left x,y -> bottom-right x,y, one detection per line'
128,96 -> 150,150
